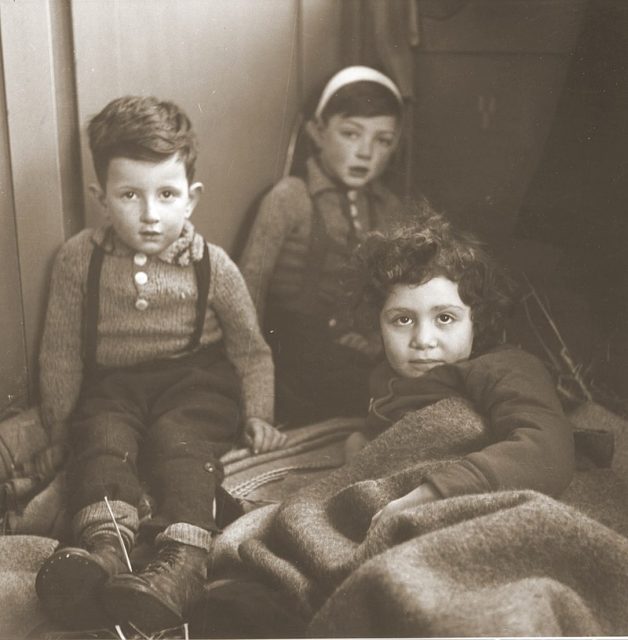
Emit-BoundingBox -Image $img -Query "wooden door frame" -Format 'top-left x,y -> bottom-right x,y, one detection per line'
0,0 -> 83,404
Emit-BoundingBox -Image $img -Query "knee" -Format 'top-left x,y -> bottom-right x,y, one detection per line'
72,419 -> 139,460
146,430 -> 222,466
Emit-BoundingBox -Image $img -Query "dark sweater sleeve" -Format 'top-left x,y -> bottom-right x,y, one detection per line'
211,245 -> 275,423
238,177 -> 308,321
426,349 -> 575,499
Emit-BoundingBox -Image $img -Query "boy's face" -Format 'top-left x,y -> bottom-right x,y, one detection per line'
308,114 -> 399,189
91,154 -> 202,255
380,277 -> 474,379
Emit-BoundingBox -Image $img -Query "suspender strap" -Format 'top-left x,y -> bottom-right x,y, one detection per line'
83,243 -> 106,371
82,241 -> 211,370
297,190 -> 333,315
190,241 -> 211,351
366,189 -> 378,230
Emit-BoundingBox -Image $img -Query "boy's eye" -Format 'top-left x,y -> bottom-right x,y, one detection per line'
160,189 -> 175,199
122,191 -> 137,200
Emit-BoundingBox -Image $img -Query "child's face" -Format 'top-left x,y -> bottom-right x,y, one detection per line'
379,276 -> 474,378
91,154 -> 202,255
309,114 -> 399,189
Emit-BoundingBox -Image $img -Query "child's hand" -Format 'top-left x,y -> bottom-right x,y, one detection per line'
335,331 -> 382,359
370,483 -> 440,528
243,418 -> 288,454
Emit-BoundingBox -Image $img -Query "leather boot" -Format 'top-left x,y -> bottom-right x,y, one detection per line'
35,533 -> 129,629
103,539 -> 208,634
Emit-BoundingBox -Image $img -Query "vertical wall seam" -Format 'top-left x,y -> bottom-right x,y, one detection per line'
0,15 -> 31,409
296,0 -> 304,111
51,0 -> 85,237
0,0 -> 69,399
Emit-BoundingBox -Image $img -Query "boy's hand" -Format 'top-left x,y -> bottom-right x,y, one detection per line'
244,418 -> 288,455
335,331 -> 382,359
370,483 -> 440,528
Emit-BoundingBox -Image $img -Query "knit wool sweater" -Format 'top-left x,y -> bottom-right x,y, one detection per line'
39,222 -> 274,429
238,158 -> 405,321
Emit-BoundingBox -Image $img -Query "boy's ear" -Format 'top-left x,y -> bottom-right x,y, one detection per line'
88,183 -> 108,214
186,182 -> 204,218
305,119 -> 324,149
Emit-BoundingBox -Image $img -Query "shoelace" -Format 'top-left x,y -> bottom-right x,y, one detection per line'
86,535 -> 122,553
143,543 -> 182,574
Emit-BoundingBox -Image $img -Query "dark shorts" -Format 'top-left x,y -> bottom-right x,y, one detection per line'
266,309 -> 372,425
67,345 -> 241,533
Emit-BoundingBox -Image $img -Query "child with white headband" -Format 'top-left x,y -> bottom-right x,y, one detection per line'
239,66 -> 433,424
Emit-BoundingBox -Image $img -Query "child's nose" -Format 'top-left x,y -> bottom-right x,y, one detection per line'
356,137 -> 373,159
140,199 -> 160,223
411,322 -> 437,350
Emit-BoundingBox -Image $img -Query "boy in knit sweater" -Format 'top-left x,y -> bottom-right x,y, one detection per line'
35,96 -> 286,633
239,66 -> 433,425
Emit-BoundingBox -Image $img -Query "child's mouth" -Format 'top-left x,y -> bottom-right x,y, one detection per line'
140,231 -> 161,240
348,166 -> 369,178
410,359 -> 442,369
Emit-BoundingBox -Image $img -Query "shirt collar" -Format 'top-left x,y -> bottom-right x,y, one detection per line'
90,220 -> 205,266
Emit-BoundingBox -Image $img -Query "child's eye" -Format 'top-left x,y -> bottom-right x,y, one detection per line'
393,315 -> 413,327
340,129 -> 360,140
121,191 -> 137,200
376,136 -> 394,148
160,189 -> 175,200
436,313 -> 455,325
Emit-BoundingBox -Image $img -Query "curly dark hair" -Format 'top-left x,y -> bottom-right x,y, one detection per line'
88,95 -> 198,187
350,213 -> 518,354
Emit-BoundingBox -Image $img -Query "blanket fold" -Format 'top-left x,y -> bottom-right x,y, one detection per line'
209,397 -> 628,637
310,490 -> 628,637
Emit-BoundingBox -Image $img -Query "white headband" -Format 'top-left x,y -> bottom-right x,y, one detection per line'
314,66 -> 403,120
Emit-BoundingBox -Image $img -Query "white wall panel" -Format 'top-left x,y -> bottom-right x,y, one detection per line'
0,0 -> 68,394
72,0 -> 340,252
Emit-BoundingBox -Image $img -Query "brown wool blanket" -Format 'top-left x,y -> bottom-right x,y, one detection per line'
211,398 -> 628,637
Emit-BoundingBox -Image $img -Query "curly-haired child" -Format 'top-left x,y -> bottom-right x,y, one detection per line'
344,218 -> 575,528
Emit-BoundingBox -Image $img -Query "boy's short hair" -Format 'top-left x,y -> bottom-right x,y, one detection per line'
315,81 -> 403,122
88,96 -> 198,186
350,211 -> 518,353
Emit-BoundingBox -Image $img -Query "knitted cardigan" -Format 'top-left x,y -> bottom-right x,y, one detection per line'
39,222 -> 274,429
